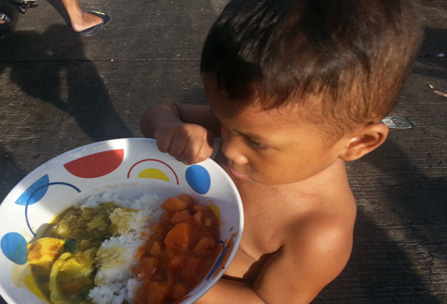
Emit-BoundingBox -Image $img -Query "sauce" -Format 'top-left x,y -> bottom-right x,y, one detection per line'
132,194 -> 221,304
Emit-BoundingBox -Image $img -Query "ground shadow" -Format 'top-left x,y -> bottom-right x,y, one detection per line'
0,146 -> 26,201
0,0 -> 29,35
0,146 -> 24,304
314,139 -> 446,303
313,23 -> 447,304
413,26 -> 447,80
1,24 -> 133,140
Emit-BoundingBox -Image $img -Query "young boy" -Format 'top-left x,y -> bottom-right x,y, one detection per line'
140,0 -> 424,303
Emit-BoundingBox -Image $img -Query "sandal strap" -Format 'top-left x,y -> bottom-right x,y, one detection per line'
0,13 -> 11,23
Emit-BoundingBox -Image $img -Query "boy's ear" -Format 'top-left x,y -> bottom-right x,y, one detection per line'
339,123 -> 389,161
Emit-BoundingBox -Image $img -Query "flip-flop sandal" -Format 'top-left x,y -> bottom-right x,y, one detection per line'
78,11 -> 111,37
0,13 -> 11,27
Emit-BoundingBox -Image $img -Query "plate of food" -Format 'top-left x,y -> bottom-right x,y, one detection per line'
0,138 -> 243,304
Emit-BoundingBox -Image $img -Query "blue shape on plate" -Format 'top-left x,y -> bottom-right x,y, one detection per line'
15,175 -> 50,206
185,165 -> 211,194
206,245 -> 229,280
24,182 -> 81,236
1,232 -> 28,265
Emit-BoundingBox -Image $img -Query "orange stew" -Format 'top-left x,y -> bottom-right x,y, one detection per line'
132,194 -> 221,304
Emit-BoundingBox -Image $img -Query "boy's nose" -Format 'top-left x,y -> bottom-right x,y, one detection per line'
221,137 -> 249,165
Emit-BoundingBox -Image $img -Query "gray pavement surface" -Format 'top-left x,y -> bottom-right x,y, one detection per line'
0,0 -> 446,303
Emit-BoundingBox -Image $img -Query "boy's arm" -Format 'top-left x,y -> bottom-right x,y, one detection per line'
197,278 -> 266,304
197,219 -> 353,304
140,103 -> 220,164
254,219 -> 353,303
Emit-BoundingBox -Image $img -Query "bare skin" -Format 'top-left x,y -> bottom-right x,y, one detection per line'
210,155 -> 357,303
140,76 -> 389,303
60,0 -> 102,32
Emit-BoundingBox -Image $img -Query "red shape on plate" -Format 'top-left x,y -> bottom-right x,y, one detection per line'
64,149 -> 124,178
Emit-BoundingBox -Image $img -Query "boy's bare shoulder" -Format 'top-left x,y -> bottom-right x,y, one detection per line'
236,158 -> 356,236
266,196 -> 356,303
225,158 -> 356,248
224,159 -> 357,302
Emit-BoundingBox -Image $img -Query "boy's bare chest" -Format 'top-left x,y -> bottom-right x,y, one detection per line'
224,179 -> 313,281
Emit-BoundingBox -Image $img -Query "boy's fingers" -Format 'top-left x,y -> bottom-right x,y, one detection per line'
192,145 -> 214,164
192,132 -> 215,163
168,132 -> 189,158
154,128 -> 174,153
154,124 -> 213,164
176,130 -> 214,164
175,135 -> 205,164
180,139 -> 211,164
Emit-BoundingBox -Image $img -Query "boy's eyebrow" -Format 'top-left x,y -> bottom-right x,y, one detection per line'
209,105 -> 271,143
233,129 -> 267,142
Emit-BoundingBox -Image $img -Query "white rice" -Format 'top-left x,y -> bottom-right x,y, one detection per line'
81,192 -> 164,304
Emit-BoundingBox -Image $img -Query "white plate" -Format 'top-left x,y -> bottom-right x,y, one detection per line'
0,138 -> 243,304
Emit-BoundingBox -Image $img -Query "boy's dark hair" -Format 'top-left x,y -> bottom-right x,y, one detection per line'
201,0 -> 425,132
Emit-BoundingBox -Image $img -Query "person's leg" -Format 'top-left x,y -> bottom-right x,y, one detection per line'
60,0 -> 102,32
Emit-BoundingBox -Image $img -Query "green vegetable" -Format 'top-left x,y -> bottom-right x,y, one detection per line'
64,239 -> 77,253
49,253 -> 95,304
28,202 -> 120,303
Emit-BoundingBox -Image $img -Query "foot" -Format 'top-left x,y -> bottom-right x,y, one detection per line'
71,11 -> 103,32
77,11 -> 111,37
0,12 -> 11,26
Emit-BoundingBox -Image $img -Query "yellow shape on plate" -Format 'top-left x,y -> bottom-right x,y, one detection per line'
138,168 -> 170,181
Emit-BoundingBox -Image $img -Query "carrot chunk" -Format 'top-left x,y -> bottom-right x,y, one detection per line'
170,210 -> 193,225
180,257 -> 203,284
193,237 -> 218,256
134,279 -> 152,304
164,223 -> 193,251
138,256 -> 160,276
177,194 -> 195,206
167,253 -> 185,270
170,283 -> 189,300
147,281 -> 170,304
162,197 -> 188,212
149,241 -> 163,257
193,211 -> 203,225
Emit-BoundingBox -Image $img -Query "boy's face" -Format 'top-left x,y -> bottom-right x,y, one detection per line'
204,76 -> 350,185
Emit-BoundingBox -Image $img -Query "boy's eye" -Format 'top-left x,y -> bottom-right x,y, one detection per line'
244,137 -> 268,150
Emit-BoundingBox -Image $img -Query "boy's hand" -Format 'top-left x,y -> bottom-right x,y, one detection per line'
140,104 -> 220,165
154,122 -> 214,164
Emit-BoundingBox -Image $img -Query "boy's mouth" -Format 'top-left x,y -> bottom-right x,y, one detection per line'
228,165 -> 250,181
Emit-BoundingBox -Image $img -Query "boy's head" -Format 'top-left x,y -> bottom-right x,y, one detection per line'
201,0 -> 425,135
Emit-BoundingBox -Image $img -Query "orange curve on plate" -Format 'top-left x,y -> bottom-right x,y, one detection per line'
63,149 -> 124,178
